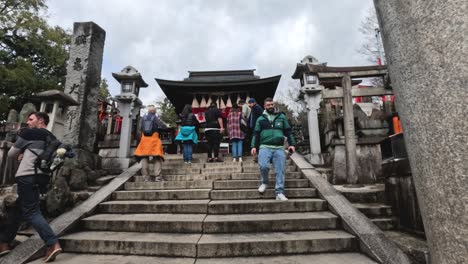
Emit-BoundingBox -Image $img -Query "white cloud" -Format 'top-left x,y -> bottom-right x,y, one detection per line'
46,0 -> 375,107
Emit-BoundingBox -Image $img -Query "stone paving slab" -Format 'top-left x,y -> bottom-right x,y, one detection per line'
99,200 -> 209,214
195,253 -> 377,264
213,179 -> 309,189
125,180 -> 213,190
29,253 -> 196,264
112,189 -> 211,200
197,230 -> 357,257
210,188 -> 317,200
207,198 -> 327,214
203,212 -> 339,233
60,231 -> 201,257
82,213 -> 206,233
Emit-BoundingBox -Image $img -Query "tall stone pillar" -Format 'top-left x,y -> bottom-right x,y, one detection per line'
342,75 -> 358,184
63,22 -> 106,152
304,93 -> 324,165
374,1 -> 467,263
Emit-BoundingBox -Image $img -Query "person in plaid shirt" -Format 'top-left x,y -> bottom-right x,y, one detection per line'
227,103 -> 246,162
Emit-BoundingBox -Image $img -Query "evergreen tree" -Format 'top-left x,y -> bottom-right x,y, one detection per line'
156,98 -> 178,128
0,0 -> 71,119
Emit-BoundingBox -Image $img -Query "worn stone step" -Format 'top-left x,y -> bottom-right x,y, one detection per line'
99,200 -> 209,214
82,214 -> 206,233
196,230 -> 357,257
194,253 -> 378,264
125,180 -> 213,190
112,189 -> 211,200
231,172 -> 303,180
60,231 -> 200,257
203,212 -> 339,233
210,188 -> 317,200
29,253 -> 196,264
213,179 -> 309,189
334,184 -> 386,203
162,163 -> 204,169
162,168 -> 202,174
353,203 -> 393,217
242,165 -> 297,173
133,174 -> 232,182
202,167 -> 243,174
208,199 -> 327,214
371,217 -> 398,230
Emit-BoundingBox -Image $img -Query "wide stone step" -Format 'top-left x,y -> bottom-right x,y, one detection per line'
82,212 -> 339,234
99,200 -> 209,214
213,179 -> 310,189
60,231 -> 200,257
29,253 -> 196,264
194,253 -> 378,264
112,189 -> 211,200
60,230 -> 356,258
133,173 -> 232,182
242,165 -> 297,173
196,230 -> 357,257
208,199 -> 327,214
353,203 -> 393,217
210,188 -> 316,200
82,214 -> 206,233
125,180 -> 213,190
163,163 -> 204,169
231,172 -> 303,180
202,167 -> 243,174
203,212 -> 339,233
162,168 -> 202,174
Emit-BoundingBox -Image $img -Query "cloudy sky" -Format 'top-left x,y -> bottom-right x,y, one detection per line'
46,0 -> 376,106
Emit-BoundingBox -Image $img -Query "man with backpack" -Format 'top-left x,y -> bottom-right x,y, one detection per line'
134,105 -> 167,181
0,112 -> 65,262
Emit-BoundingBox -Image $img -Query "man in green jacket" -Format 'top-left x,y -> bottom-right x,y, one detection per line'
250,98 -> 295,201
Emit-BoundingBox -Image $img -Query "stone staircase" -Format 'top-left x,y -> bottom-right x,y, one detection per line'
334,184 -> 397,230
39,155 -> 378,263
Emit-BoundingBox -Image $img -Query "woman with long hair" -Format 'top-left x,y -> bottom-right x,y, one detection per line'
227,102 -> 246,162
175,104 -> 198,163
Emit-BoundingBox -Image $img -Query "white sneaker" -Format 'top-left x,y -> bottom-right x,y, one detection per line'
238,157 -> 243,162
258,184 -> 268,193
276,193 -> 288,201
232,158 -> 237,162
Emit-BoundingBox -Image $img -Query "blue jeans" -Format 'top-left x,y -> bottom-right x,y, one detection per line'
0,175 -> 58,246
183,142 -> 193,162
231,139 -> 243,158
258,148 -> 286,195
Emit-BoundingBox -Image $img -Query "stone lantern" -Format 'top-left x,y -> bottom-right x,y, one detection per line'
34,90 -> 79,141
112,66 -> 147,168
293,55 -> 324,165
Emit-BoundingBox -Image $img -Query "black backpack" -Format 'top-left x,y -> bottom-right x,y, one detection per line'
142,115 -> 156,136
29,130 -> 62,174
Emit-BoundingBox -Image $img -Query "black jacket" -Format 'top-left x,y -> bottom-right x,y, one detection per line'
249,104 -> 263,129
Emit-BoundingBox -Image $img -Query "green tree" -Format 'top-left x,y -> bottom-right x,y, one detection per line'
0,0 -> 71,119
156,97 -> 178,128
98,78 -> 111,101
